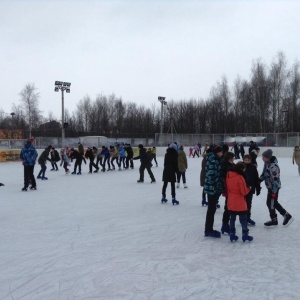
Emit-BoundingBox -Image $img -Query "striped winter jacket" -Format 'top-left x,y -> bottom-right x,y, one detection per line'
203,152 -> 223,196
259,156 -> 281,193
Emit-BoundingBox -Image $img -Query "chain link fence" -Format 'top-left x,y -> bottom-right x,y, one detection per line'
1,133 -> 300,150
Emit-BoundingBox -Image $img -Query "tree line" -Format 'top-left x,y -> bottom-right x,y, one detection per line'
0,51 -> 299,139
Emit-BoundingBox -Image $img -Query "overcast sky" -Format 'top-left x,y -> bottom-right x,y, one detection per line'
1,0 -> 300,120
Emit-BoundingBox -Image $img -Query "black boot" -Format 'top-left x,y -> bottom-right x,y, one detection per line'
172,198 -> 179,205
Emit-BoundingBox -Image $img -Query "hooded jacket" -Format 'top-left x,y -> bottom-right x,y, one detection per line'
20,141 -> 38,166
259,156 -> 281,193
226,169 -> 250,213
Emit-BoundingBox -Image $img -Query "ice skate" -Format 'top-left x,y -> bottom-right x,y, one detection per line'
283,213 -> 294,227
172,198 -> 179,205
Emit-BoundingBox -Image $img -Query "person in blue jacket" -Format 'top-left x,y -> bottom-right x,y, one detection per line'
20,137 -> 38,191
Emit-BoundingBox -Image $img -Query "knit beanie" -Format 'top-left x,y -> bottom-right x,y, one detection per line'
169,143 -> 177,150
262,149 -> 273,159
213,145 -> 223,154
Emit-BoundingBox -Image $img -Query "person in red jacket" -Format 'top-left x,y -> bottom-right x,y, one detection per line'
226,162 -> 252,242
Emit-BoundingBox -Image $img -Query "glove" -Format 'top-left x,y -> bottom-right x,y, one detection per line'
256,186 -> 261,196
271,192 -> 277,199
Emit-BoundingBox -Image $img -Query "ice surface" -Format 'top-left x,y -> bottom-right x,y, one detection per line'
0,156 -> 299,299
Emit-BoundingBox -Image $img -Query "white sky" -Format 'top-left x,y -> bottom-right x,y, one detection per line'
1,0 -> 300,119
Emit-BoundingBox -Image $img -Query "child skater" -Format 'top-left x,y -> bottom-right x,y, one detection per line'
60,149 -> 70,174
161,143 -> 179,205
226,162 -> 252,242
243,154 -> 261,226
177,145 -> 188,188
260,149 -> 294,227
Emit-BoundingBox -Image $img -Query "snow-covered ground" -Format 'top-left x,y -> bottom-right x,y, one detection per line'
0,155 -> 299,300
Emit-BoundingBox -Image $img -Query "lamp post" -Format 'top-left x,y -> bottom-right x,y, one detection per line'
10,112 -> 15,139
54,81 -> 71,147
158,96 -> 167,134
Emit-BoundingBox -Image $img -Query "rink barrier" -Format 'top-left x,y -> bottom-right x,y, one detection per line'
0,147 -> 295,163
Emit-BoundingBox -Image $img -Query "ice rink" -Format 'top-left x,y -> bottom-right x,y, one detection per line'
0,154 -> 299,299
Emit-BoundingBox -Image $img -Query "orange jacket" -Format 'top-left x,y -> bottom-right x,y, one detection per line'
226,171 -> 250,212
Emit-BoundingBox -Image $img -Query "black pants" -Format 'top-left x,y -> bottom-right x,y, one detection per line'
205,194 -> 220,232
24,165 -> 36,188
89,158 -> 98,172
74,159 -> 82,173
37,163 -> 47,178
176,172 -> 186,183
139,165 -> 155,181
162,181 -> 176,198
51,161 -> 58,170
119,157 -> 126,168
222,197 -> 230,224
153,154 -> 158,166
245,192 -> 254,219
266,190 -> 286,219
126,156 -> 134,168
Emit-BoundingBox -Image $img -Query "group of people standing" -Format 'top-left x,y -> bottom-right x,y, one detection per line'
201,142 -> 294,242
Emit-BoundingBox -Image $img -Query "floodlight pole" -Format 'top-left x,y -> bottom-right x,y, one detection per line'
158,96 -> 167,134
55,81 -> 71,147
61,89 -> 65,147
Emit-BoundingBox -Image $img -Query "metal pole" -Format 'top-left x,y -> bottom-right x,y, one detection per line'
62,89 -> 65,148
160,101 -> 163,135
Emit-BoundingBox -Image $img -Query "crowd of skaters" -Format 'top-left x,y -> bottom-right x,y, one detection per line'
200,141 -> 294,242
1,138 -> 297,243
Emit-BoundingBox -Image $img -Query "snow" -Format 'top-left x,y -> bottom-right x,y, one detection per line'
0,156 -> 299,300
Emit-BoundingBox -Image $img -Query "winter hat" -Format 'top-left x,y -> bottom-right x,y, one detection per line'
213,145 -> 223,154
138,144 -> 144,149
262,149 -> 273,159
28,137 -> 34,143
169,143 -> 177,150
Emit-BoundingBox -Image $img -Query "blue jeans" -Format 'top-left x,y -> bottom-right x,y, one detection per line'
229,213 -> 248,232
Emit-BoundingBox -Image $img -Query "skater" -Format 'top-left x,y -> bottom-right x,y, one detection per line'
37,145 -> 52,180
151,146 -> 158,167
231,142 -> 240,159
109,145 -> 120,170
20,137 -> 38,191
226,162 -> 252,242
189,147 -> 193,158
243,154 -> 261,226
50,147 -> 60,171
200,148 -> 211,206
292,145 -> 300,175
132,144 -> 156,183
250,147 -> 260,167
100,146 -> 111,171
85,147 -> 99,173
176,145 -> 188,188
78,142 -> 84,155
240,144 -> 245,159
161,143 -> 179,205
118,143 -> 126,169
69,148 -> 85,175
203,145 -> 223,238
60,149 -> 71,173
220,151 -> 235,235
260,149 -> 294,227
193,143 -> 200,158
125,143 -> 134,169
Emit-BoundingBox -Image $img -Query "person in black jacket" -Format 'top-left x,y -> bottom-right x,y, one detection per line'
85,147 -> 99,173
243,154 -> 260,225
132,144 -> 155,183
220,151 -> 235,235
161,143 -> 179,205
125,143 -> 134,169
70,148 -> 85,175
50,147 -> 60,171
37,145 -> 52,180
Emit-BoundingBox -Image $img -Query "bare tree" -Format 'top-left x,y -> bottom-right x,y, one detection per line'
19,83 -> 42,137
